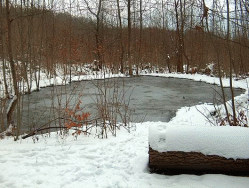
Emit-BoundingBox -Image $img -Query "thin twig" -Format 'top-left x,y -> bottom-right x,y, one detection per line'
195,106 -> 216,126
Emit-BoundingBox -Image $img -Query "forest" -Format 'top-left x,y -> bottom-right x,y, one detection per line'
0,0 -> 248,135
1,1 -> 249,186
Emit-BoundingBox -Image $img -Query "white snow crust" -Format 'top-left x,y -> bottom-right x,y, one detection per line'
149,124 -> 249,159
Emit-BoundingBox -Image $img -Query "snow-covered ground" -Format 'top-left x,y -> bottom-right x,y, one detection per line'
1,123 -> 249,188
1,71 -> 249,187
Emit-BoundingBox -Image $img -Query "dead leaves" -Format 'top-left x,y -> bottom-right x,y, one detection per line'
64,99 -> 91,136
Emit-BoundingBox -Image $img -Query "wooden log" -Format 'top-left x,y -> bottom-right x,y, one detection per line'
149,147 -> 249,175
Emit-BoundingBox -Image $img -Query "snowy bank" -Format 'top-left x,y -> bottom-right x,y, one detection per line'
0,64 -> 126,98
142,72 -> 249,90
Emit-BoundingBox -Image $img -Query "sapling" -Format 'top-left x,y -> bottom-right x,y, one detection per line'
64,99 -> 91,136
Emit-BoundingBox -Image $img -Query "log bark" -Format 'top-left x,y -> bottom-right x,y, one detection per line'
149,147 -> 249,175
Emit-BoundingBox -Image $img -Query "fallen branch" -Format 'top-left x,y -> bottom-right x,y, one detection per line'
21,117 -> 102,139
22,126 -> 68,139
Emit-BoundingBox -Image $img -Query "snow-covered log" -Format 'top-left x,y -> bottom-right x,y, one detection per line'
149,124 -> 249,175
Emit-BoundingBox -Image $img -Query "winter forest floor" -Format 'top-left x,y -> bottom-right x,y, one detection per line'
1,71 -> 249,188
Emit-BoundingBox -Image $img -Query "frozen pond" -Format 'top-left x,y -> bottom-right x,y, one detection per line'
11,76 -> 244,132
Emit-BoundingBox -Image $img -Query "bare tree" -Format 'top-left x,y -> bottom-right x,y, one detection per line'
84,0 -> 104,70
138,0 -> 143,75
226,0 -> 237,125
175,0 -> 183,73
117,0 -> 124,73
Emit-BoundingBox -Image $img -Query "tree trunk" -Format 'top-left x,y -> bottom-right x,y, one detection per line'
0,0 -> 10,99
137,0 -> 143,76
6,0 -> 19,128
19,0 -> 31,94
117,0 -> 124,74
175,0 -> 183,73
96,0 -> 103,70
128,0 -> 133,76
226,0 -> 236,125
69,0 -> 72,82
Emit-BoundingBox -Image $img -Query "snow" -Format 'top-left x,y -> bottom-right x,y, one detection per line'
6,95 -> 17,114
1,71 -> 249,187
36,72 -> 126,93
149,124 -> 249,159
141,72 -> 248,90
1,123 -> 249,188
